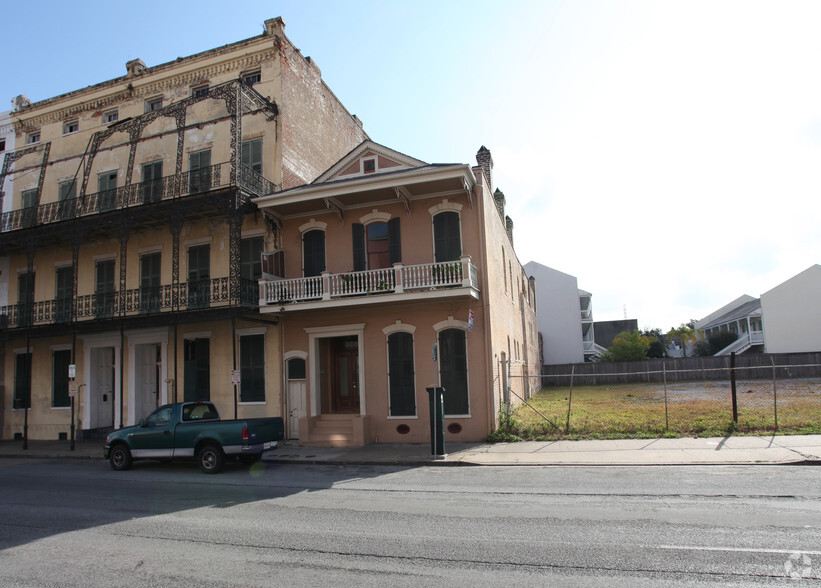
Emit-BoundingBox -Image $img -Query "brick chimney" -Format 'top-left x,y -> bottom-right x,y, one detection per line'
476,146 -> 493,190
493,188 -> 505,222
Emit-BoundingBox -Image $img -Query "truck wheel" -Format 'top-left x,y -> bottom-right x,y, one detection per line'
198,444 -> 224,474
109,445 -> 133,471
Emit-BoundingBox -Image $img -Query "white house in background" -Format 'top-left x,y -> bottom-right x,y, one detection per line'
694,295 -> 764,355
524,262 -> 601,364
695,265 -> 821,355
760,265 -> 821,353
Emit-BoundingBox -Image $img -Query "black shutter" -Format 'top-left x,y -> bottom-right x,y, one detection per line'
352,223 -> 366,271
388,332 -> 415,416
303,230 -> 326,277
439,329 -> 469,415
52,349 -> 71,408
388,217 -> 401,265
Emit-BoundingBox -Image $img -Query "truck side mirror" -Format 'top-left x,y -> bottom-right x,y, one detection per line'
139,418 -> 147,428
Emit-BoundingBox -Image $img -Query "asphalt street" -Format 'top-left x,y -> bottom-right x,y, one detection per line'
1,458 -> 819,586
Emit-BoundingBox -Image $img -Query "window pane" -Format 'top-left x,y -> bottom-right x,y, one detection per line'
241,237 -> 264,281
366,222 -> 390,270
287,358 -> 306,380
187,245 -> 210,309
241,139 -> 263,174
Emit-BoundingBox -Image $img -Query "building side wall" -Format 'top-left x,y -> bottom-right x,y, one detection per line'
523,262 -> 584,365
474,173 -> 540,414
761,265 -> 821,353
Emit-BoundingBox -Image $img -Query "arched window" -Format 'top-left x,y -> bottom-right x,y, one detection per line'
352,219 -> 401,271
433,211 -> 461,263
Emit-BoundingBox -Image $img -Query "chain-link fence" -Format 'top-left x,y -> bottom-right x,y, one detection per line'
495,353 -> 821,439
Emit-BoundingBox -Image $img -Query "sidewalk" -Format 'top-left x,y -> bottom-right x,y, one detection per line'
1,434 -> 820,466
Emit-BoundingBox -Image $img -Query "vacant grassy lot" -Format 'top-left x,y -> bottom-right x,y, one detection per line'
495,378 -> 821,441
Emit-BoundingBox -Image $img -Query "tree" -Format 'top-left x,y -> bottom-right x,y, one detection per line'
641,328 -> 666,359
599,330 -> 651,362
694,331 -> 739,356
667,324 -> 701,358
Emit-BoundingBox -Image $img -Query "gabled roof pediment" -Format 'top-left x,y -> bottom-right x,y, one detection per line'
313,140 -> 427,183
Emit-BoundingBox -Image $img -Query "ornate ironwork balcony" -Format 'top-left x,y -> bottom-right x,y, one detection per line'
260,257 -> 479,308
0,163 -> 275,232
0,277 -> 259,330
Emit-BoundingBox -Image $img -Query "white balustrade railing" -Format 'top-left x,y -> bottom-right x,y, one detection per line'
260,257 -> 478,305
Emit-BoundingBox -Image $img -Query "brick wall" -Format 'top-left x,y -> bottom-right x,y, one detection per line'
277,35 -> 368,187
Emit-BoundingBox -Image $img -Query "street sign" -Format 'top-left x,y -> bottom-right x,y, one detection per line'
231,370 -> 241,385
68,364 -> 76,379
69,382 -> 78,398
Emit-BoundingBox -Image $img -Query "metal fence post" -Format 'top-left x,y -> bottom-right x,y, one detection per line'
501,352 -> 509,411
730,352 -> 738,423
663,360 -> 669,431
566,364 -> 575,434
771,355 -> 778,430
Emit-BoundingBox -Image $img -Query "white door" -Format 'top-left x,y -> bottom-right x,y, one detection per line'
286,357 -> 307,439
134,344 -> 159,421
91,347 -> 115,428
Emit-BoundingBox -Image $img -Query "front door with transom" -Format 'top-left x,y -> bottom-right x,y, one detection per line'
320,336 -> 360,414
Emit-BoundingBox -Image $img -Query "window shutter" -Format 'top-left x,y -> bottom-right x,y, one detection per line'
352,223 -> 366,271
388,217 -> 401,265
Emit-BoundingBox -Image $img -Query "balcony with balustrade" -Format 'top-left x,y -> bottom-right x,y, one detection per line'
259,256 -> 479,312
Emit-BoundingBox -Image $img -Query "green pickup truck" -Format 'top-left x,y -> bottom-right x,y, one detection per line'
104,402 -> 284,473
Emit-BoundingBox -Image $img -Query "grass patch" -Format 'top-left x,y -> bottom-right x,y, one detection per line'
489,380 -> 821,442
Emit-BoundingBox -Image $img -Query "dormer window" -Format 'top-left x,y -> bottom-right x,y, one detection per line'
363,158 -> 376,174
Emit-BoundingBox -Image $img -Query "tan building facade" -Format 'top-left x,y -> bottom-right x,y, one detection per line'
0,18 -> 367,441
255,142 -> 539,445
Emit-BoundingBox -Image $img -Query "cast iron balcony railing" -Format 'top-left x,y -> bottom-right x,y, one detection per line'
0,277 -> 259,330
260,257 -> 479,306
0,163 -> 274,232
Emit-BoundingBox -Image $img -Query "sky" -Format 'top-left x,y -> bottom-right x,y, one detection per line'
3,0 -> 820,331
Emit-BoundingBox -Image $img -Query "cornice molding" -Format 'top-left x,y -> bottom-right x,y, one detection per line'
13,48 -> 276,130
